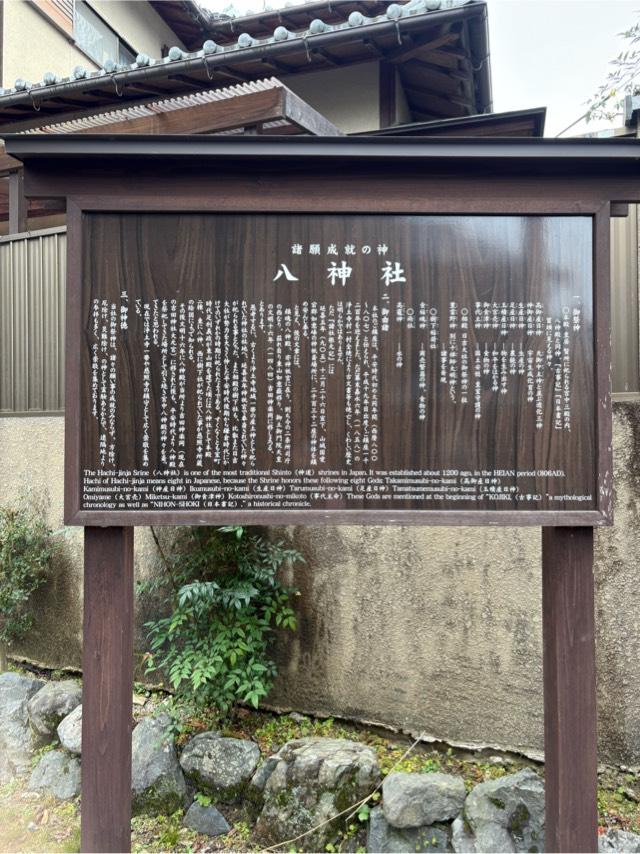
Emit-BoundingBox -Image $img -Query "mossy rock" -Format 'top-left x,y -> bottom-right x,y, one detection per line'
464,768 -> 545,853
254,738 -> 380,850
27,681 -> 82,739
131,714 -> 187,817
131,783 -> 185,818
179,732 -> 260,804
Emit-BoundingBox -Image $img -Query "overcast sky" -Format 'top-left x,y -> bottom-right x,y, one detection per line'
489,0 -> 637,136
200,0 -> 640,136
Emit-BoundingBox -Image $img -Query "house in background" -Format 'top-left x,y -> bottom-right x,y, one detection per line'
4,0 -> 640,768
0,0 -> 497,413
0,0 -> 492,142
1,0 -> 189,89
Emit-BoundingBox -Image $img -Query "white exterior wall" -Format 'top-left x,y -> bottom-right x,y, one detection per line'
2,0 -> 184,88
284,62 -> 380,133
90,0 -> 186,57
395,70 -> 411,125
3,0 -> 97,86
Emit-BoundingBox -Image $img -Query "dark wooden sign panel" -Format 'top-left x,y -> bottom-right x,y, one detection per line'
70,211 -> 596,524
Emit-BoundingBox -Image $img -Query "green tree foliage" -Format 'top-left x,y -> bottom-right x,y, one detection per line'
142,525 -> 301,714
587,21 -> 640,123
0,506 -> 52,649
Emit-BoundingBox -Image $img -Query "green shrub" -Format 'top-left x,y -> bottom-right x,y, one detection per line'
142,525 -> 301,714
0,505 -> 52,657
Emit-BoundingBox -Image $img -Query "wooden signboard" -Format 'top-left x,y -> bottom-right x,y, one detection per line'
9,133 -> 640,854
68,210 -> 603,526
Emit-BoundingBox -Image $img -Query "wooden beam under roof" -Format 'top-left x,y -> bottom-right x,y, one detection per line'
404,85 -> 471,119
0,176 -> 63,224
404,58 -> 469,96
0,150 -> 22,174
386,30 -> 460,64
420,48 -> 465,71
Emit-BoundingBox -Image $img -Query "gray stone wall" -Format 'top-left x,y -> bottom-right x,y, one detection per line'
2,403 -> 640,763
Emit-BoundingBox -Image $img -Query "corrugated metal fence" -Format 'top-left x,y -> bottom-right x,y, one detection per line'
0,217 -> 638,414
611,205 -> 640,395
0,227 -> 65,413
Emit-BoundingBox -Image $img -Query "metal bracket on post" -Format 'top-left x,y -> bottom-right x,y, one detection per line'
82,526 -> 134,853
542,526 -> 598,853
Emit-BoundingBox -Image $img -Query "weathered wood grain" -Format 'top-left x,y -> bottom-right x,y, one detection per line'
71,212 -> 597,525
81,526 -> 134,853
542,527 -> 598,853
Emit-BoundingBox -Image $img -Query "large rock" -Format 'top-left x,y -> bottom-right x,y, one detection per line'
367,806 -> 451,853
383,771 -> 466,828
27,750 -> 81,800
255,737 -> 381,850
183,802 -> 231,837
28,680 -> 82,738
131,714 -> 187,815
180,732 -> 260,801
452,814 -> 476,853
463,768 -> 545,853
57,705 -> 82,755
599,829 -> 640,852
250,756 -> 279,795
0,672 -> 45,782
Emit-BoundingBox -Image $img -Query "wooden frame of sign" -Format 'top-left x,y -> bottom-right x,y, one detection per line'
63,182 -> 612,529
8,133 -> 640,854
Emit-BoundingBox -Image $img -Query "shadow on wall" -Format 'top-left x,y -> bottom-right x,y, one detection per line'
269,522 -> 545,758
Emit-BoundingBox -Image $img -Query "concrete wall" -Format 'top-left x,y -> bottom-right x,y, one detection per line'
2,403 -> 640,764
2,1 -> 183,88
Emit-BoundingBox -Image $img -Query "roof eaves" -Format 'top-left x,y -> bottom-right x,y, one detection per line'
6,133 -> 640,163
150,1 -> 224,50
0,0 -> 488,111
359,107 -> 546,138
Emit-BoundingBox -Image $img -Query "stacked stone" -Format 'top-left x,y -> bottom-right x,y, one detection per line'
2,673 -> 640,851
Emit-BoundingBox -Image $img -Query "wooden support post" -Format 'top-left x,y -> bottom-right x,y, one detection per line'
8,169 -> 27,234
542,527 -> 598,853
82,527 -> 134,853
379,61 -> 396,129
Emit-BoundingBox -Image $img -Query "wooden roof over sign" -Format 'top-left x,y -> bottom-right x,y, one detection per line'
8,134 -> 640,172
0,0 -> 491,133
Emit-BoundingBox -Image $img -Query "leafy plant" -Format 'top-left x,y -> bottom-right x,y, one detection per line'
586,20 -> 640,124
142,525 -> 301,715
0,505 -> 53,669
356,804 -> 370,823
